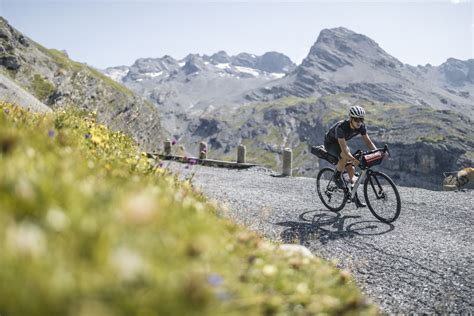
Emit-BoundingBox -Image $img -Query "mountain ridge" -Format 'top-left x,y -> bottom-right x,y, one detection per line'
104,26 -> 473,121
101,26 -> 473,190
246,27 -> 474,116
0,17 -> 165,152
2,17 -> 471,190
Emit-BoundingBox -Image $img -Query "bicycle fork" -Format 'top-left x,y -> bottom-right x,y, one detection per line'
367,172 -> 386,200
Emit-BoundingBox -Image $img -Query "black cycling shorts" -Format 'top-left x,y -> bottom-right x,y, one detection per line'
324,140 -> 353,161
324,140 -> 342,159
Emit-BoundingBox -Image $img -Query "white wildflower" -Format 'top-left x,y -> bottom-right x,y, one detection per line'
194,202 -> 205,212
110,247 -> 146,281
262,265 -> 277,277
26,147 -> 35,158
15,177 -> 35,200
46,208 -> 70,231
296,282 -> 309,294
6,222 -> 46,257
123,190 -> 159,225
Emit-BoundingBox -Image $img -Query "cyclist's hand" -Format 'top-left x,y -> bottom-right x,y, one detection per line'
353,159 -> 360,166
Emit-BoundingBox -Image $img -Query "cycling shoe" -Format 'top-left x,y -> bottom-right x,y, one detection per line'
334,176 -> 346,189
354,194 -> 366,208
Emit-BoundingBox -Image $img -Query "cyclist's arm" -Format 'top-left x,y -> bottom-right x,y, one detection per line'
337,138 -> 358,163
362,134 -> 376,150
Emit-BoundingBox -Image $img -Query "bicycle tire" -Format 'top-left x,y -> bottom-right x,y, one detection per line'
363,171 -> 401,223
316,167 -> 348,212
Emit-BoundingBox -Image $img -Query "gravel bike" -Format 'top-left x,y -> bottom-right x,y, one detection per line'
311,144 -> 401,223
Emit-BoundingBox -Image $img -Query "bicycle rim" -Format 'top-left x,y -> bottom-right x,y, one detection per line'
316,167 -> 347,212
364,171 -> 401,223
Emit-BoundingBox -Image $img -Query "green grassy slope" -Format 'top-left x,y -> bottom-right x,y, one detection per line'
0,103 -> 377,316
0,16 -> 164,151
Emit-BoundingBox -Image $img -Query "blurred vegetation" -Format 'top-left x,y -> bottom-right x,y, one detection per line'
31,74 -> 55,102
0,103 -> 377,316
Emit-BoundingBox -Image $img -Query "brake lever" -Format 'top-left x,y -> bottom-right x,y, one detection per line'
353,149 -> 362,161
383,144 -> 391,159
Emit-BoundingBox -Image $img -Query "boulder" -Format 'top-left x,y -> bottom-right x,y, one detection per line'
443,167 -> 474,190
0,55 -> 21,70
278,244 -> 314,258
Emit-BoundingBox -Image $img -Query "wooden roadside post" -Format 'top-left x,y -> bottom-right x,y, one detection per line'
237,144 -> 246,164
199,141 -> 207,160
164,140 -> 172,155
282,148 -> 292,176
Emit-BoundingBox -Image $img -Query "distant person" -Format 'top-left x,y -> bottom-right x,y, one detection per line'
324,105 -> 377,206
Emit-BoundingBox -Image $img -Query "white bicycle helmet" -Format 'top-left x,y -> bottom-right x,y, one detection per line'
349,105 -> 366,118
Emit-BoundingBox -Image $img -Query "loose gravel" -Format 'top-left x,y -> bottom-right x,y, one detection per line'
167,161 -> 473,314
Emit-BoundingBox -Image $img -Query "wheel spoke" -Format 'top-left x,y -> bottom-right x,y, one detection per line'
364,172 -> 401,223
316,168 -> 348,212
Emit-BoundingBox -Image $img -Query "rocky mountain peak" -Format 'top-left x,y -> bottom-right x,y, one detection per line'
439,58 -> 474,86
107,50 -> 296,85
104,65 -> 130,82
315,27 -> 376,48
257,52 -> 295,73
247,26 -> 473,117
184,53 -> 202,62
182,55 -> 205,75
131,58 -> 160,71
124,55 -> 180,81
132,56 -> 178,72
209,50 -> 231,64
303,27 -> 402,72
161,55 -> 177,63
233,52 -> 258,68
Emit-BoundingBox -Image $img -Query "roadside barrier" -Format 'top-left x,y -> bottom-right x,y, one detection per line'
147,141 -> 295,176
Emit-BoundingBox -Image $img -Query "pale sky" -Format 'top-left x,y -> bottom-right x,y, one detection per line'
0,0 -> 472,69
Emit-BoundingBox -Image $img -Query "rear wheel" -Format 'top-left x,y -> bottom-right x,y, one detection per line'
316,167 -> 348,212
363,171 -> 401,223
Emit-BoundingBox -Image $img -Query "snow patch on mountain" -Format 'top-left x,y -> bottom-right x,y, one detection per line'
270,73 -> 286,79
235,66 -> 260,77
145,71 -> 164,78
215,63 -> 231,69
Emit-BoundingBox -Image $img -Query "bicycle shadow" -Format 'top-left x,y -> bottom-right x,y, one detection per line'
276,209 -> 394,245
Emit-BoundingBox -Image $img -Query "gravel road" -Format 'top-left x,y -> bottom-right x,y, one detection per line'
167,161 -> 473,314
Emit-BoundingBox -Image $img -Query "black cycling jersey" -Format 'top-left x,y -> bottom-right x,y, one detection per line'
325,120 -> 367,144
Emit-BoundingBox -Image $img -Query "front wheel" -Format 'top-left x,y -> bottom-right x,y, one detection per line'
363,171 -> 401,223
316,167 -> 348,212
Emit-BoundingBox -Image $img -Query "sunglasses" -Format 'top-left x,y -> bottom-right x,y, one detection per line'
353,117 -> 364,123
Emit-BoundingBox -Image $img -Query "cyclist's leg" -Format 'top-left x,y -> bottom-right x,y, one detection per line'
346,165 -> 356,183
324,141 -> 343,171
339,145 -> 355,182
337,159 -> 347,173
324,141 -> 346,188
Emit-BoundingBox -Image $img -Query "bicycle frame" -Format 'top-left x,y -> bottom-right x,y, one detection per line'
316,145 -> 401,222
346,169 -> 368,199
344,146 -> 389,198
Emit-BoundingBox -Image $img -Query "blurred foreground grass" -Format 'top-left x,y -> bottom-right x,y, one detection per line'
0,102 -> 377,316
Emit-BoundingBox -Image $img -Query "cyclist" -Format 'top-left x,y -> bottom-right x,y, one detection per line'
324,105 -> 377,206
